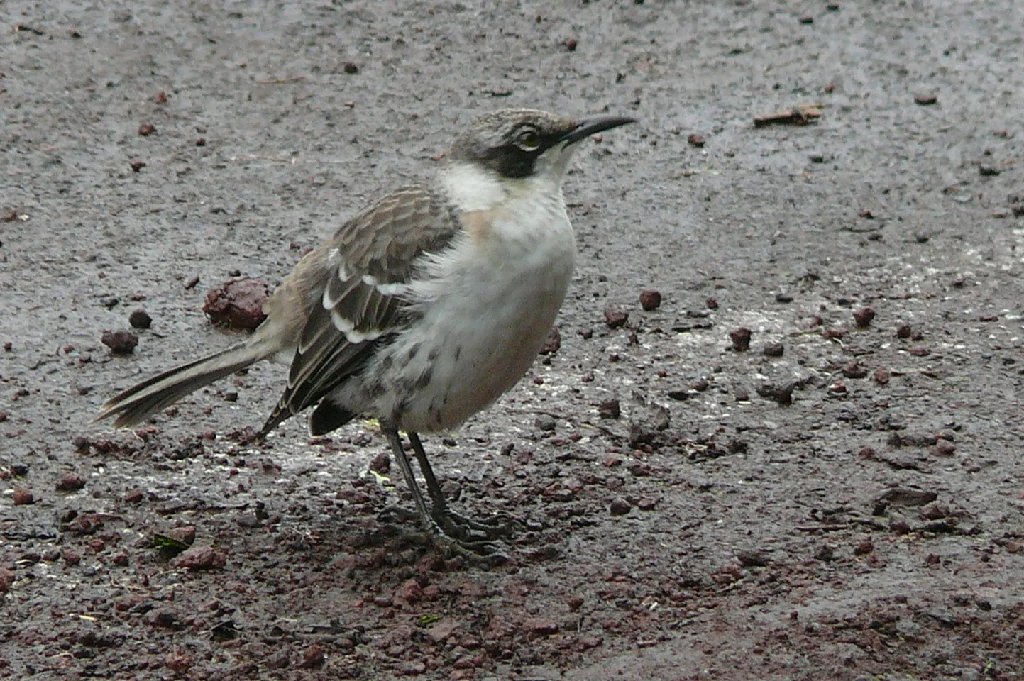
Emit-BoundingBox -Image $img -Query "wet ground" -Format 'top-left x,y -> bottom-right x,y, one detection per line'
2,1 -> 1023,679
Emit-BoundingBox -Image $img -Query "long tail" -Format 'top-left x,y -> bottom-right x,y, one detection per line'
94,341 -> 274,428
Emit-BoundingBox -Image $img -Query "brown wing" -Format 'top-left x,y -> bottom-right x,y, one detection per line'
260,185 -> 459,435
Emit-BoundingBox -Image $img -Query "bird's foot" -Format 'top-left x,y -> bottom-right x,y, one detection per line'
431,506 -> 520,544
378,505 -> 513,563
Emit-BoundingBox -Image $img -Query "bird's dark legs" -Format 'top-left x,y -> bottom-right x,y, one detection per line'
380,429 -> 512,555
382,428 -> 442,537
407,432 -> 515,540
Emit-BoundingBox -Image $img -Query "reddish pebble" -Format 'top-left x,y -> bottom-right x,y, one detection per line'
687,133 -> 705,148
706,297 -> 718,310
124,489 -> 144,503
842,361 -> 867,379
853,307 -> 875,328
172,545 -> 226,570
873,367 -> 890,385
299,644 -> 325,669
56,473 -> 86,492
896,324 -> 912,339
604,305 -> 629,329
128,309 -> 152,329
0,568 -> 14,593
914,93 -> 938,106
639,289 -> 662,311
539,326 -> 561,355
203,278 -> 270,330
101,330 -> 138,355
854,538 -> 874,555
396,578 -> 423,604
565,38 -> 578,51
822,327 -> 844,340
138,123 -> 156,136
164,652 -> 192,674
155,91 -> 168,104
729,327 -> 752,352
129,159 -> 146,172
925,553 -> 941,565
13,487 -> 33,505
523,617 -> 559,637
63,548 -> 82,566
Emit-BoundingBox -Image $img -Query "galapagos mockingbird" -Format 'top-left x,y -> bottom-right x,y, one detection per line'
96,108 -> 635,550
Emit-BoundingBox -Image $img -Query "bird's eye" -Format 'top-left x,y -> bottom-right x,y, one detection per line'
515,128 -> 541,152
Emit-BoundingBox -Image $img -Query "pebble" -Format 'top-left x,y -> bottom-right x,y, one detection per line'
535,414 -> 556,432
101,330 -> 139,355
737,549 -> 770,567
0,569 -> 14,593
604,305 -> 629,329
56,472 -> 86,492
299,644 -> 325,669
853,307 -> 875,327
598,399 -> 621,420
203,278 -> 270,330
128,309 -> 152,329
729,327 -> 752,352
539,326 -> 561,355
763,343 -> 784,357
914,92 -> 938,105
756,381 -> 795,406
609,498 -> 632,516
687,133 -> 705,148
638,289 -> 662,311
172,545 -> 226,570
13,487 -> 33,505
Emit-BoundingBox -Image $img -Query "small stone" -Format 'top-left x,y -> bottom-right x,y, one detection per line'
203,278 -> 269,330
523,617 -> 559,637
155,91 -> 168,104
979,164 -> 1000,177
925,553 -> 941,565
565,38 -> 578,51
101,330 -> 139,355
914,92 -> 938,106
873,367 -> 890,385
396,578 -> 423,604
756,381 -> 795,406
896,324 -> 912,339
609,498 -> 632,516
638,289 -> 662,311
535,414 -> 556,432
763,343 -> 784,358
299,644 -> 325,669
172,545 -> 226,570
369,451 -> 390,475
138,123 -> 156,136
853,307 -> 875,328
921,502 -> 950,520
128,309 -> 152,329
842,361 -> 868,379
13,487 -> 33,505
0,568 -> 14,593
729,327 -> 752,352
62,548 -> 82,566
56,473 -> 86,492
604,305 -> 629,329
164,525 -> 197,545
164,652 -> 192,674
853,538 -> 874,555
706,297 -> 718,310
598,399 -> 621,420
539,326 -> 561,355
737,549 -> 770,567
798,13 -> 814,23
687,133 -> 705,148
342,62 -> 359,74
129,159 -> 146,172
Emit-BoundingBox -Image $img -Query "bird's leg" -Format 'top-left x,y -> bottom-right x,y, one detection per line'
407,432 -> 517,541
382,428 -> 442,534
382,429 -> 507,558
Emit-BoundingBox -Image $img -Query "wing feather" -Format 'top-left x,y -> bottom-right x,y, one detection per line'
260,185 -> 459,434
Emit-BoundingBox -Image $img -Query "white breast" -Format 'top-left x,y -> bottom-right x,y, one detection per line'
343,184 -> 575,433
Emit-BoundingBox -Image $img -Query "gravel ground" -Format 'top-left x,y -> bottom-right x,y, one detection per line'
2,1 -> 1023,679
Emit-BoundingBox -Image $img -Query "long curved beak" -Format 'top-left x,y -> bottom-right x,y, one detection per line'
559,115 -> 637,146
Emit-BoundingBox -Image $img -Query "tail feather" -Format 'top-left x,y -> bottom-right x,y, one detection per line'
94,342 -> 273,428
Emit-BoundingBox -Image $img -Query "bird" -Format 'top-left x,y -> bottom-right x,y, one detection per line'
96,108 -> 635,551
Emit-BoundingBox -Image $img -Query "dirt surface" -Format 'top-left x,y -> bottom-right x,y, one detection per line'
3,1 -> 1024,679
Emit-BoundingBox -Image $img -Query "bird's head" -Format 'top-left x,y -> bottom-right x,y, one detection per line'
443,109 -> 635,211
